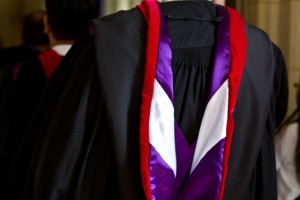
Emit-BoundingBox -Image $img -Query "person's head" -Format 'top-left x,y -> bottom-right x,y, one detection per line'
22,10 -> 49,47
44,0 -> 101,42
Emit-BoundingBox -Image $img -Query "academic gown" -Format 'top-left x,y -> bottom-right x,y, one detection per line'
0,50 -> 61,199
11,1 -> 286,199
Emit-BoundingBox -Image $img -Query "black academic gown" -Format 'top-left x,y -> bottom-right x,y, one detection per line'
0,50 -> 62,199
11,1 -> 286,200
0,58 -> 47,198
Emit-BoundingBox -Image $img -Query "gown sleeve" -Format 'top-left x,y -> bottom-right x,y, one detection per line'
253,43 -> 289,200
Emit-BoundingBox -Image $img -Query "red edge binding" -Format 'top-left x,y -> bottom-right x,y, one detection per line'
218,7 -> 248,200
136,0 -> 160,200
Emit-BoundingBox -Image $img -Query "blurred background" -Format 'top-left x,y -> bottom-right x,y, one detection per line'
0,0 -> 299,116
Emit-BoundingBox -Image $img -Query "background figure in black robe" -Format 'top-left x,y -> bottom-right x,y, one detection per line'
12,0 -> 288,199
0,10 -> 49,198
0,10 -> 49,70
0,0 -> 101,199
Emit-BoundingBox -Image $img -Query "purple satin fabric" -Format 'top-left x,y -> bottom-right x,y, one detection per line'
149,4 -> 230,200
207,6 -> 230,101
13,63 -> 22,81
149,5 -> 175,199
155,5 -> 173,102
178,139 -> 225,200
172,124 -> 196,199
149,145 -> 176,200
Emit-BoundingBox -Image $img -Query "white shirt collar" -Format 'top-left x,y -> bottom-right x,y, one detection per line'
52,44 -> 72,56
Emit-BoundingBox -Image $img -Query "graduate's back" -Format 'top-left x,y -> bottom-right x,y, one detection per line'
13,0 -> 285,199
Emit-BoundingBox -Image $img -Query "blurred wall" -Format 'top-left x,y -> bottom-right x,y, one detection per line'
103,0 -> 141,15
235,0 -> 300,117
0,0 -> 44,48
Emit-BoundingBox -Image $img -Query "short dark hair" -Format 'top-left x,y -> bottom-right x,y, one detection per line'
45,0 -> 101,40
22,10 -> 49,46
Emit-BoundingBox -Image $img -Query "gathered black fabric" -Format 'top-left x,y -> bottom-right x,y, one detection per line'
172,47 -> 212,145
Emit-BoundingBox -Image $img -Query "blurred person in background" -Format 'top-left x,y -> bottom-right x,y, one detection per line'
0,10 -> 49,69
0,0 -> 101,199
0,10 -> 49,198
276,83 -> 300,200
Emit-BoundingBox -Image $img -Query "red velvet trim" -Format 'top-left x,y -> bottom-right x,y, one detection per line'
137,1 -> 160,200
218,7 -> 247,200
38,49 -> 62,79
